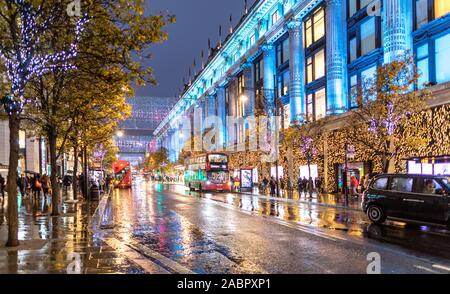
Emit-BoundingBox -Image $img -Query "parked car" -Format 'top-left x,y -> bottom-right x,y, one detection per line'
362,174 -> 450,228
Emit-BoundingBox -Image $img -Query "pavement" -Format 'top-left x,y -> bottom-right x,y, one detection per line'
0,190 -> 145,274
2,179 -> 450,274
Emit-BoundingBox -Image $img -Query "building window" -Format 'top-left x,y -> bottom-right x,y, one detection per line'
304,7 -> 325,48
348,16 -> 380,63
349,75 -> 358,108
360,17 -> 376,56
416,43 -> 429,88
254,57 -> 264,111
348,0 -> 375,18
272,10 -> 279,25
349,37 -> 357,62
435,0 -> 450,18
277,70 -> 290,97
415,0 -> 429,29
306,49 -> 325,84
415,32 -> 450,86
250,34 -> 256,47
348,64 -> 378,106
276,37 -> 289,68
415,0 -> 450,30
306,88 -> 326,121
254,58 -> 264,85
435,33 -> 450,83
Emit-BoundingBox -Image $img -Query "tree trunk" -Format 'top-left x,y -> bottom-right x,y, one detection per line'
6,113 -> 20,247
73,143 -> 78,200
49,128 -> 60,216
382,154 -> 389,174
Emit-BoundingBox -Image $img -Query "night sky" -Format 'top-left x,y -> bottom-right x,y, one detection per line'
138,0 -> 257,98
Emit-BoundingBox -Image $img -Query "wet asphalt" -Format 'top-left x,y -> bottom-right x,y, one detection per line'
96,177 -> 450,274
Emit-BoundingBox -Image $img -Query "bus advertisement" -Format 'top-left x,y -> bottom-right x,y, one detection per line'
112,160 -> 132,189
184,152 -> 232,192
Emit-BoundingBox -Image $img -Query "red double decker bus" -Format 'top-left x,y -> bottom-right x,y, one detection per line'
184,152 -> 232,192
112,160 -> 132,189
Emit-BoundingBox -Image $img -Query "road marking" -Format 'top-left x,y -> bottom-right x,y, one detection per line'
103,237 -> 171,274
201,196 -> 343,242
163,187 -> 450,269
432,264 -> 450,272
413,265 -> 441,274
126,241 -> 195,274
92,193 -> 194,274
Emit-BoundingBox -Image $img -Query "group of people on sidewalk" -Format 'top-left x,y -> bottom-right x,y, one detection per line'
0,173 -> 53,202
257,176 -> 324,197
0,171 -> 115,205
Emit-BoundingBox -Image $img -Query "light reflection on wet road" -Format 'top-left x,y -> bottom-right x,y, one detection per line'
101,178 -> 450,274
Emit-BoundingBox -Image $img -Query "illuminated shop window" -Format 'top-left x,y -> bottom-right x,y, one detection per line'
415,0 -> 450,30
306,88 -> 326,122
305,7 -> 325,48
306,49 -> 325,84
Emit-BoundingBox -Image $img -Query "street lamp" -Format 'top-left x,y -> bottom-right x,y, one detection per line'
239,94 -> 248,103
116,130 -> 124,138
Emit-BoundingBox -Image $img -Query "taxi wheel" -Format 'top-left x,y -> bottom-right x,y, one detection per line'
367,205 -> 386,224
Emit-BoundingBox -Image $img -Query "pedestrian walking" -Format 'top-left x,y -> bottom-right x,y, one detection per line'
105,174 -> 112,192
269,176 -> 276,196
360,175 -> 366,192
297,176 -> 304,196
41,174 -> 51,198
350,175 -> 359,196
32,174 -> 42,200
234,176 -> 240,192
24,175 -> 31,197
262,177 -> 268,194
279,177 -> 285,197
302,177 -> 308,193
63,175 -> 72,194
315,177 -> 323,194
0,174 -> 5,200
17,174 -> 24,197
364,175 -> 370,191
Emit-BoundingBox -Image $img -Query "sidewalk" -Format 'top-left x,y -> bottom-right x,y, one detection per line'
237,188 -> 363,211
162,182 -> 363,211
0,190 -> 144,274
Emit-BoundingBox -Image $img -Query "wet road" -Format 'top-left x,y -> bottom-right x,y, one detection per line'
96,178 -> 450,274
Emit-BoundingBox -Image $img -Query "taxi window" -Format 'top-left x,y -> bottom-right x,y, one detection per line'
372,177 -> 388,190
390,177 -> 413,192
420,178 -> 444,195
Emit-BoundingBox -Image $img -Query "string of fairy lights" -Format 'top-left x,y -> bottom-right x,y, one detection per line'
0,0 -> 88,115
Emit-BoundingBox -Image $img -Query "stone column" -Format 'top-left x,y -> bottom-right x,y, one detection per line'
326,0 -> 348,115
383,0 -> 412,64
287,19 -> 305,124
